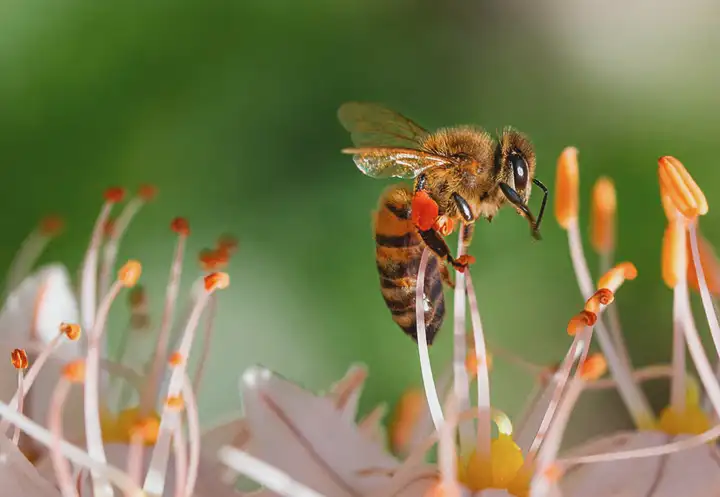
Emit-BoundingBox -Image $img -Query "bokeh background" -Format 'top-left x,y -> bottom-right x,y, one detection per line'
1,0 -> 719,445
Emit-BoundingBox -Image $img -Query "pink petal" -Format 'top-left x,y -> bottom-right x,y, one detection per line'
560,431 -> 720,497
0,435 -> 61,496
328,364 -> 368,422
241,366 -> 402,497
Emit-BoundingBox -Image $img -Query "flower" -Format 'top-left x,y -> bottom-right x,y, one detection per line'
0,186 -> 242,496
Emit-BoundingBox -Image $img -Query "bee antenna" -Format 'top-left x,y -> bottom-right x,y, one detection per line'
532,178 -> 549,232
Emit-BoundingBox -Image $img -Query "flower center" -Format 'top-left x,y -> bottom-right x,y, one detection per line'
100,406 -> 160,445
458,435 -> 531,497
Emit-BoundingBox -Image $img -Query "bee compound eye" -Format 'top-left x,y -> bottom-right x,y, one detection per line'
509,153 -> 528,191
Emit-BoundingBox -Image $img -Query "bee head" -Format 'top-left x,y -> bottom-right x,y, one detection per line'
495,128 -> 536,205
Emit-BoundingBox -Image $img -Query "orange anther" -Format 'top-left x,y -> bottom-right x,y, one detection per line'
138,184 -> 157,201
658,156 -> 708,219
130,417 -> 160,444
59,322 -> 81,341
170,217 -> 190,236
580,353 -> 607,381
584,288 -> 615,313
128,286 -> 146,308
454,255 -> 476,273
688,227 -> 720,296
217,234 -> 239,254
465,350 -> 493,378
199,248 -> 228,271
411,191 -> 439,231
204,272 -> 230,292
661,192 -> 679,222
168,352 -> 184,366
567,310 -> 597,336
662,221 -> 687,289
555,147 -> 579,229
165,395 -> 184,411
597,262 -> 637,292
40,215 -> 65,236
63,360 -> 86,383
590,177 -> 616,254
104,187 -> 126,204
11,349 -> 28,370
118,260 -> 142,287
389,389 -> 424,455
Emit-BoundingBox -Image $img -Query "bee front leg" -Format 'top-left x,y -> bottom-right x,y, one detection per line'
418,227 -> 475,272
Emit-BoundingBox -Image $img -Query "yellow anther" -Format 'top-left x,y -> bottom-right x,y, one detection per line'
662,221 -> 687,289
590,177 -> 616,254
658,156 -> 708,219
555,147 -> 579,229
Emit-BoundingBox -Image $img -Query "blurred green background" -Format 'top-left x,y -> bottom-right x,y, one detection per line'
1,0 -> 718,444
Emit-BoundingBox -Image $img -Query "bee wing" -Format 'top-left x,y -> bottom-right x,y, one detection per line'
338,102 -> 430,149
342,147 -> 451,179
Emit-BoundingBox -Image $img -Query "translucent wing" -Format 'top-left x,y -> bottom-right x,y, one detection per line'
342,147 -> 451,179
338,102 -> 430,149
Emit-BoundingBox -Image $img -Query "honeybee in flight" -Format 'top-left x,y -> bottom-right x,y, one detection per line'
338,102 -> 548,344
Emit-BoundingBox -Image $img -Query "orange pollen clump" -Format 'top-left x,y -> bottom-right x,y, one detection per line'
138,184 -> 158,201
567,310 -> 597,336
168,352 -> 184,366
554,146 -> 579,229
166,395 -> 185,411
59,322 -> 82,341
658,156 -> 708,219
204,272 -> 230,292
580,354 -> 607,380
411,191 -> 439,231
104,187 -> 126,204
63,360 -> 86,383
584,288 -> 615,313
688,228 -> 720,296
130,417 -> 160,444
199,248 -> 228,271
590,177 -> 616,254
597,262 -> 637,291
662,221 -> 688,289
11,348 -> 28,370
171,217 -> 190,236
40,215 -> 65,236
217,233 -> 239,254
118,260 -> 142,287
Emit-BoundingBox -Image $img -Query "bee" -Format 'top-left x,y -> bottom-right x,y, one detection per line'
338,102 -> 548,344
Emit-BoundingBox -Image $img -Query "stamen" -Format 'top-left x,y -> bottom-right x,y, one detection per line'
452,228 -> 473,456
49,376 -> 81,497
584,289 -> 614,314
143,273 -> 228,496
85,261 -> 140,497
193,294 -> 218,394
658,156 -> 708,219
11,348 -> 27,445
567,310 -> 597,336
4,215 -> 64,296
61,322 -> 82,341
579,353 -> 608,381
597,262 -> 637,293
11,348 -> 28,370
413,248 -> 444,431
437,396 -> 461,497
590,177 -> 616,255
140,217 -> 188,418
81,188 -> 124,332
687,227 -> 720,295
554,147 -> 579,229
183,375 -> 201,497
465,271 -> 492,457
218,446 -> 326,497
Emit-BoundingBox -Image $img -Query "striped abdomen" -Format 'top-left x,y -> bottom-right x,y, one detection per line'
373,185 -> 446,344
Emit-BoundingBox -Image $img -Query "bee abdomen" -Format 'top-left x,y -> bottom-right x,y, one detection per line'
373,184 -> 446,345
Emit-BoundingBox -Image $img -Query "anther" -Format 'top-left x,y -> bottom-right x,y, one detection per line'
165,395 -> 185,411
465,350 -> 493,378
11,348 -> 28,370
411,191 -> 439,231
118,260 -> 142,287
199,248 -> 227,271
59,322 -> 82,341
389,389 -> 423,454
40,215 -> 65,236
658,156 -> 708,219
554,146 -> 579,229
580,353 -> 607,381
168,352 -> 184,366
204,272 -> 230,292
662,222 -> 687,289
217,233 -> 238,255
63,360 -> 86,383
584,288 -> 615,313
171,217 -> 190,236
104,187 -> 126,204
661,193 -> 679,222
130,417 -> 160,444
138,184 -> 158,201
567,310 -> 597,336
590,177 -> 616,254
597,262 -> 637,292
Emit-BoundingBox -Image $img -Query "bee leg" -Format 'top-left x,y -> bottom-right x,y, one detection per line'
418,227 -> 475,272
439,263 -> 455,289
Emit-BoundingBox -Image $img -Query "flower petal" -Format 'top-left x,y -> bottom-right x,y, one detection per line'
560,431 -> 720,497
0,435 -> 61,496
241,366 -> 402,497
328,364 -> 367,421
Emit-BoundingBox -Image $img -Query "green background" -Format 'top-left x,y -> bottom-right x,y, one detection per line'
1,1 -> 718,444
